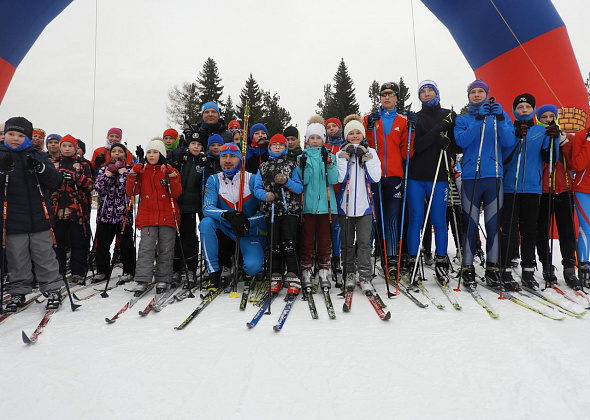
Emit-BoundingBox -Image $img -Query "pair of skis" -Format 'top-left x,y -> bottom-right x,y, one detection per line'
304,286 -> 336,320
342,288 -> 391,320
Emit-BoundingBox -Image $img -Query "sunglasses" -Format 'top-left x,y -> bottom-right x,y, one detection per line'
380,91 -> 397,98
220,143 -> 240,152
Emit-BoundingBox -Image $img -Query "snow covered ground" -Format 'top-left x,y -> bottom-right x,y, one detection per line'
1,233 -> 590,419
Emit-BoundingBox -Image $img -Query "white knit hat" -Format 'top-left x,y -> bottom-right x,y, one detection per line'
344,120 -> 366,139
145,139 -> 166,157
305,123 -> 326,143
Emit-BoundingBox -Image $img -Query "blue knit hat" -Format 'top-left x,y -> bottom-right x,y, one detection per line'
207,134 -> 224,148
46,133 -> 62,147
536,104 -> 559,120
201,101 -> 220,115
418,79 -> 440,107
249,123 -> 268,143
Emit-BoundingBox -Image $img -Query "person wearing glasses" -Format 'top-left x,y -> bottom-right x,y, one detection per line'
200,143 -> 266,292
363,82 -> 415,283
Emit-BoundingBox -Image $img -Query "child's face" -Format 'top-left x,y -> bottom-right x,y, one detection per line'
286,136 -> 297,148
233,131 -> 241,144
469,88 -> 487,104
326,123 -> 339,136
146,149 -> 160,165
60,142 -> 76,157
32,134 -> 44,148
107,133 -> 121,145
4,131 -> 25,148
163,135 -> 176,146
515,103 -> 534,116
419,87 -> 436,102
252,130 -> 267,146
47,139 -> 60,153
77,147 -> 84,156
269,142 -> 286,154
538,111 -> 556,125
188,141 -> 203,155
307,135 -> 323,148
209,142 -> 221,157
110,147 -> 125,161
347,129 -> 364,144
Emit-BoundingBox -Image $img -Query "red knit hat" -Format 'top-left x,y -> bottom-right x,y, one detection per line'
325,118 -> 341,129
60,134 -> 78,149
107,127 -> 122,138
228,120 -> 241,130
163,128 -> 178,139
268,134 -> 287,147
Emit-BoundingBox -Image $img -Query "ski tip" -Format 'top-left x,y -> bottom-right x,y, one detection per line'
138,310 -> 147,317
174,326 -> 184,330
246,323 -> 254,329
273,326 -> 281,332
342,304 -> 350,313
22,330 -> 34,344
105,317 -> 115,324
383,311 -> 391,321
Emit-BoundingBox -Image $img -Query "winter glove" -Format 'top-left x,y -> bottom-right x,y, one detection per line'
135,146 -> 144,162
115,159 -> 127,175
0,153 -> 14,174
439,112 -> 454,133
105,163 -> 117,177
131,163 -> 144,174
161,163 -> 174,174
407,112 -> 418,129
559,132 -> 569,147
436,133 -> 451,151
354,145 -> 368,160
361,151 -> 373,163
265,192 -> 276,202
514,121 -> 529,139
176,150 -> 189,165
321,146 -> 330,164
26,156 -> 45,173
476,103 -> 491,121
367,112 -> 380,130
298,155 -> 307,168
94,153 -> 106,167
545,123 -> 560,139
490,102 -> 505,121
274,173 -> 287,185
338,144 -> 356,160
222,211 -> 250,238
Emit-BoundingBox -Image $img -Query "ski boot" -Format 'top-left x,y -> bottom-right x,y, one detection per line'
344,272 -> 356,291
318,269 -> 331,289
563,267 -> 581,291
461,265 -> 476,290
407,255 -> 422,287
423,251 -> 435,266
386,256 -> 398,284
45,290 -> 62,310
484,263 -> 502,289
91,273 -> 106,284
4,294 -> 25,312
359,278 -> 373,294
435,255 -> 450,286
501,268 -> 520,291
578,262 -> 590,289
70,275 -> 85,285
286,273 -> 301,296
205,271 -> 222,294
520,267 -> 539,290
542,264 -> 558,287
132,281 -> 148,296
156,282 -> 169,294
270,273 -> 283,294
301,270 -> 313,290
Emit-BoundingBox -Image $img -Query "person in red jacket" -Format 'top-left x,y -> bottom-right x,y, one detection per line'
363,82 -> 415,280
91,127 -> 133,172
535,105 -> 580,290
126,139 -> 182,295
568,125 -> 590,289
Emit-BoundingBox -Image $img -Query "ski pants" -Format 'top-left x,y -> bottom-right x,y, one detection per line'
5,231 -> 63,295
173,212 -> 200,272
300,213 -> 333,271
406,179 -> 448,256
500,193 -> 540,269
266,214 -> 299,274
54,219 -> 88,277
461,177 -> 503,266
575,192 -> 590,263
537,192 -> 577,269
134,226 -> 176,284
199,217 -> 264,276
371,176 -> 402,256
95,222 -> 136,276
331,217 -> 341,258
339,214 -> 372,282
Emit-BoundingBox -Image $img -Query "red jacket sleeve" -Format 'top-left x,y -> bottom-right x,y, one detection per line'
169,169 -> 182,198
569,128 -> 590,172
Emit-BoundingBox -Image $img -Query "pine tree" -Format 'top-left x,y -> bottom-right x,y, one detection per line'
396,77 -> 412,113
196,57 -> 224,107
331,58 -> 359,120
459,102 -> 470,115
262,91 -> 292,137
368,80 -> 380,112
316,83 -> 337,120
166,82 -> 201,125
237,74 -> 265,126
223,95 -> 237,123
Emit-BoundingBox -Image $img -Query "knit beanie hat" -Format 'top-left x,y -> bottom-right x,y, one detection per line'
536,104 -> 559,120
46,134 -> 62,147
380,82 -> 400,95
201,101 -> 220,115
344,119 -> 366,139
163,128 -> 178,140
305,123 -> 326,143
512,93 -> 536,111
110,142 -> 128,156
77,139 -> 86,155
269,134 -> 287,147
228,120 -> 241,130
145,139 -> 166,157
325,118 -> 342,129
467,79 -> 489,96
283,126 -> 299,139
219,143 -> 241,160
107,127 -> 123,138
33,128 -> 46,139
60,134 -> 78,150
4,117 -> 33,140
249,123 -> 269,142
208,134 -> 224,148
418,79 -> 440,107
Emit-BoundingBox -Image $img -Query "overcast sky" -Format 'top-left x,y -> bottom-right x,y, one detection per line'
0,0 -> 588,155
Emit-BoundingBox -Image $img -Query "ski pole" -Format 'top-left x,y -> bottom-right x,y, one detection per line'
266,201 -> 275,314
502,136 -> 524,270
545,123 -> 556,288
341,156 -> 352,293
444,151 -> 463,274
323,150 -> 339,287
31,169 -> 80,311
0,173 -> 9,314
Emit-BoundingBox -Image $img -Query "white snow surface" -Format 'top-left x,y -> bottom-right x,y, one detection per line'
1,232 -> 590,419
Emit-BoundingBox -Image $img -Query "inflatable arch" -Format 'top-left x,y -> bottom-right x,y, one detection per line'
1,0 -> 587,129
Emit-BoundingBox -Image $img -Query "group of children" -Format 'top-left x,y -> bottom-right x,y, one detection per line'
2,78 -> 590,313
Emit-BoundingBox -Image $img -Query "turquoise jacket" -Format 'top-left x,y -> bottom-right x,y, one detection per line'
296,147 -> 338,214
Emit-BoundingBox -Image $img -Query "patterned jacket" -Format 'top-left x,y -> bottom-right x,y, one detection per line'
50,155 -> 94,224
253,156 -> 302,217
94,164 -> 133,225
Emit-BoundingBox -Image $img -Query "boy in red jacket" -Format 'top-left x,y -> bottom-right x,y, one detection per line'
126,139 -> 182,295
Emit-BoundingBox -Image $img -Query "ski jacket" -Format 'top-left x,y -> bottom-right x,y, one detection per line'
94,164 -> 133,225
364,110 -> 414,178
296,147 -> 338,215
0,144 -> 61,235
569,127 -> 590,194
503,124 -> 558,194
245,145 -> 268,174
190,119 -> 232,149
168,147 -> 205,216
91,146 -> 133,172
539,132 -> 574,194
126,164 -> 182,230
454,112 -> 516,180
203,171 -> 266,236
253,156 -> 303,217
336,145 -> 381,217
50,155 -> 94,224
410,104 -> 458,182
286,146 -> 302,162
